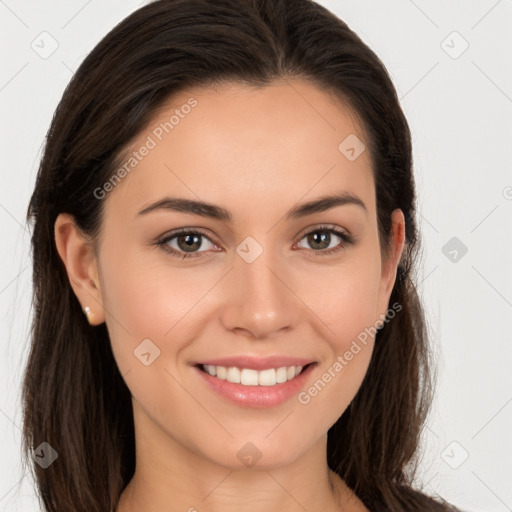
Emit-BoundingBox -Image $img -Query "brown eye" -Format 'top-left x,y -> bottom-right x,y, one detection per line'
304,231 -> 332,250
296,226 -> 354,255
176,233 -> 204,252
157,229 -> 218,258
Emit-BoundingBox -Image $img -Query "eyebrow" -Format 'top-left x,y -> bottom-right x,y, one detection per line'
136,192 -> 367,221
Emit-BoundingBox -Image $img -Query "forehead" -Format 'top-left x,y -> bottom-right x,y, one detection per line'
104,79 -> 375,222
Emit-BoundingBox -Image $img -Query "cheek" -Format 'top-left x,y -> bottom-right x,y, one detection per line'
100,236 -> 193,328
97,248 -> 211,423
98,240 -> 225,377
292,254 -> 381,414
293,251 -> 382,344
97,242 -> 181,366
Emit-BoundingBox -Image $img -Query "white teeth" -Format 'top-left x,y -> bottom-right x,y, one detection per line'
202,364 -> 306,386
258,368 -> 275,386
241,368 -> 259,385
227,366 -> 240,383
216,365 -> 227,380
276,366 -> 288,383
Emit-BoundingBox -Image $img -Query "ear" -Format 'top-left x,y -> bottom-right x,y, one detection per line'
375,208 -> 406,327
54,213 -> 105,325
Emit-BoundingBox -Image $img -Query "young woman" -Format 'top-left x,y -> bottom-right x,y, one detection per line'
22,0 -> 460,510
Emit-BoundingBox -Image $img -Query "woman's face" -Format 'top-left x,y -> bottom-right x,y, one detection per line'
87,79 -> 404,469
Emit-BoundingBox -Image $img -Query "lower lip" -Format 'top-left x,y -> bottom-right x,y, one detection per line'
194,363 -> 316,408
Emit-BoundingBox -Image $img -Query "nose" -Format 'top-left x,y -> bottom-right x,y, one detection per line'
220,248 -> 300,340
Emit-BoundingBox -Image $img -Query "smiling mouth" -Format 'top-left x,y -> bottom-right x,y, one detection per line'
196,362 -> 315,387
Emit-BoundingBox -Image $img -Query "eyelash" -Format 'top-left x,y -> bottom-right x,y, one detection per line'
155,225 -> 355,260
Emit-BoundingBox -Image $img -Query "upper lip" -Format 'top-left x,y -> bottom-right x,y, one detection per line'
194,355 -> 316,371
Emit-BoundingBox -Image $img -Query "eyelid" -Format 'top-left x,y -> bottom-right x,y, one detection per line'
293,224 -> 355,256
156,227 -> 221,257
294,223 -> 352,240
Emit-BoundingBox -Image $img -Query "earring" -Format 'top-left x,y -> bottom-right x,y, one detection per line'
84,306 -> 92,323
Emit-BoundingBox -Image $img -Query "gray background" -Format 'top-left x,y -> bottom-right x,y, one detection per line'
1,1 -> 511,510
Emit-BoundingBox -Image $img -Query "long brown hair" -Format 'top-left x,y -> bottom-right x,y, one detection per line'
22,0 -> 457,510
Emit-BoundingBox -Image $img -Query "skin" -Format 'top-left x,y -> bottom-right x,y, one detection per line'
55,78 -> 405,512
